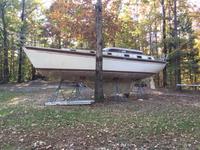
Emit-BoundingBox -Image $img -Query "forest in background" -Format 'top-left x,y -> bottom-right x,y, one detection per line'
0,0 -> 199,88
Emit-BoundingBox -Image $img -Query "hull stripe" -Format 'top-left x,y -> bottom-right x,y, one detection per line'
36,68 -> 155,75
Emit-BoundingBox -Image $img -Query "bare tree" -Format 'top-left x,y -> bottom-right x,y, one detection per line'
95,0 -> 104,102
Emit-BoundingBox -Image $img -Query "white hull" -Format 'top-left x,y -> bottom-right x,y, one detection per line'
23,46 -> 166,80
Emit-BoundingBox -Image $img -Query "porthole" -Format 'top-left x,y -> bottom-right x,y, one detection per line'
124,54 -> 130,57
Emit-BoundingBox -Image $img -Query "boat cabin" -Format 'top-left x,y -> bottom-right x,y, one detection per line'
103,47 -> 154,60
62,47 -> 155,60
103,47 -> 143,55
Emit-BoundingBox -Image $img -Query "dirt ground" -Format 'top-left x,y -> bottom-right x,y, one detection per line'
0,81 -> 200,149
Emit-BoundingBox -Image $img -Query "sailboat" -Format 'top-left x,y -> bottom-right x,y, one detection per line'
23,46 -> 166,81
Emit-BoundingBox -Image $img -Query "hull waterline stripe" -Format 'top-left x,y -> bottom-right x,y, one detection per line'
36,68 -> 155,75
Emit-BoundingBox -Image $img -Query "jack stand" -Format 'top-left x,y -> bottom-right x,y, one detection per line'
45,80 -> 95,106
68,83 -> 86,100
113,78 -> 126,101
134,82 -> 147,99
49,79 -> 66,102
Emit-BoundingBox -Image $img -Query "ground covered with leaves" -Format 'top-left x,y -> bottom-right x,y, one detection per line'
0,85 -> 200,149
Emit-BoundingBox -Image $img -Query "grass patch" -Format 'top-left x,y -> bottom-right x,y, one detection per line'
118,106 -> 200,139
1,144 -> 16,150
1,103 -> 200,138
0,90 -> 200,149
0,106 -> 118,130
0,90 -> 20,103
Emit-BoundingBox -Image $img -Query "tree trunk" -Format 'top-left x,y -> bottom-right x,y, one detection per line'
154,22 -> 158,56
173,0 -> 181,90
0,48 -> 3,81
58,32 -> 61,49
31,66 -> 36,80
161,0 -> 167,87
1,4 -> 9,83
167,0 -> 173,87
10,36 -> 15,80
95,0 -> 104,102
154,21 -> 160,87
149,28 -> 152,55
18,0 -> 26,83
31,34 -> 36,80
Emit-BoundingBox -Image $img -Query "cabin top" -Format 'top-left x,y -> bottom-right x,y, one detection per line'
61,47 -> 154,60
103,47 -> 143,55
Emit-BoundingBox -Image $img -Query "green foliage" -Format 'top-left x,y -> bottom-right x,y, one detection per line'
165,4 -> 200,85
0,0 -> 45,82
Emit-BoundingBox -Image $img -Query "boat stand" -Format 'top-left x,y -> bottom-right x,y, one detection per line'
45,80 -> 95,106
112,78 -> 127,101
134,82 -> 147,99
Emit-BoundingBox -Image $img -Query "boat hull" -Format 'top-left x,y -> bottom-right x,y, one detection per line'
23,46 -> 166,81
37,69 -> 153,81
